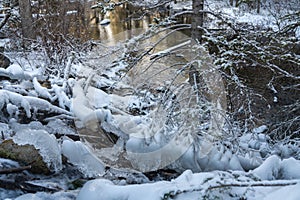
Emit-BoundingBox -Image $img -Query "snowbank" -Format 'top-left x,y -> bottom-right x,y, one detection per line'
15,191 -> 78,200
252,155 -> 300,180
263,183 -> 300,200
77,167 -> 300,200
77,170 -> 215,200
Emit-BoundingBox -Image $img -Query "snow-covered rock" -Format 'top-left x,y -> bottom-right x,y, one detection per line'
12,129 -> 62,172
252,155 -> 300,180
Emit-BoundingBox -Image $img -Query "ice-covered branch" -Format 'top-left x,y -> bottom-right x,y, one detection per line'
0,90 -> 71,120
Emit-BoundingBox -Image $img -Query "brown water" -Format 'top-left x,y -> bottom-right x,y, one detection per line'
87,3 -> 152,43
61,1 -> 165,44
32,1 -> 189,45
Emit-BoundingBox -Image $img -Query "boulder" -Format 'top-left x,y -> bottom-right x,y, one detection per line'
0,139 -> 51,174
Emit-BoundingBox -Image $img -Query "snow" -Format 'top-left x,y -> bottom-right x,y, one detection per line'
0,0 -> 299,199
253,125 -> 268,134
252,155 -> 281,180
6,63 -> 25,79
296,27 -> 300,38
71,80 -> 95,125
14,191 -> 78,200
12,129 -> 62,172
264,183 -> 300,200
0,63 -> 30,80
66,10 -> 78,15
100,19 -> 111,25
32,77 -> 53,100
6,103 -> 19,118
52,84 -> 71,109
0,90 -> 71,119
252,155 -> 300,180
77,167 -> 300,200
77,170 -> 215,200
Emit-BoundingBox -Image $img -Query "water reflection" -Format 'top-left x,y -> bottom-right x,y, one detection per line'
32,1 -> 191,46
88,3 -> 152,44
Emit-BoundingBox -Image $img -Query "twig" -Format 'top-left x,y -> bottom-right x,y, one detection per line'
207,180 -> 299,190
0,165 -> 31,174
0,11 -> 11,30
172,180 -> 300,197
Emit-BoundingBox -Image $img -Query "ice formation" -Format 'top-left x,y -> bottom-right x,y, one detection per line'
12,129 -> 62,172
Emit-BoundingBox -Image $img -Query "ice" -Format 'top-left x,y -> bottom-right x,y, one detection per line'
86,86 -> 136,113
71,80 -> 94,123
72,81 -> 116,147
12,129 -> 62,172
0,158 -> 20,168
0,123 -> 13,140
61,138 -> 105,178
9,120 -> 46,133
46,119 -> 76,136
14,191 -> 78,200
86,86 -> 110,108
77,176 -> 173,200
296,27 -> 300,39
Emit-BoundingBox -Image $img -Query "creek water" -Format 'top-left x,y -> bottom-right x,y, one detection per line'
35,1 -> 190,46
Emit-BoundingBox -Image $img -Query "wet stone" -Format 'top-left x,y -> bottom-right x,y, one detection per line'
0,140 -> 51,175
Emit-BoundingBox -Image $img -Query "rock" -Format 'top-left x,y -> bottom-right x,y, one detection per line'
0,46 -> 11,69
12,129 -> 63,173
0,139 -> 51,174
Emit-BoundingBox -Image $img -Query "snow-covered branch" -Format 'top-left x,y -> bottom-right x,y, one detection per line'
0,89 -> 71,120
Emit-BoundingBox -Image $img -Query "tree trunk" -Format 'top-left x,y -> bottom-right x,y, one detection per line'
190,0 -> 204,92
256,0 -> 260,13
191,0 -> 204,43
230,0 -> 234,6
18,0 -> 35,39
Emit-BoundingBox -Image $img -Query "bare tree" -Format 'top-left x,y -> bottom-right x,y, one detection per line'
191,0 -> 204,42
18,0 -> 35,39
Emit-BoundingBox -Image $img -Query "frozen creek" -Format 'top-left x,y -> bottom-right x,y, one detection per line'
1,0 -> 300,199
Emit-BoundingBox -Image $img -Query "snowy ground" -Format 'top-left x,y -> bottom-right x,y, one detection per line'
0,0 -> 299,199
